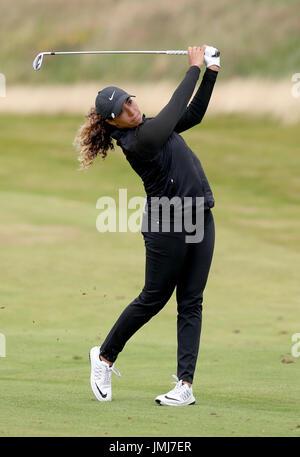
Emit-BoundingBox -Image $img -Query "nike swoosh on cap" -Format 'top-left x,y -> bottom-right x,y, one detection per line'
109,90 -> 116,101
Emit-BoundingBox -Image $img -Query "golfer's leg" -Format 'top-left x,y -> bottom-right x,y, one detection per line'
176,209 -> 215,384
100,231 -> 187,363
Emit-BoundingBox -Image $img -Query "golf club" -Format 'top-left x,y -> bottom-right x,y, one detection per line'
32,48 -> 220,71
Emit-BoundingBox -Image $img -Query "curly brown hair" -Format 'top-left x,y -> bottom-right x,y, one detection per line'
74,107 -> 115,170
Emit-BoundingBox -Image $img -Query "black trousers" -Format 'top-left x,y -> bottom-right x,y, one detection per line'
100,209 -> 215,384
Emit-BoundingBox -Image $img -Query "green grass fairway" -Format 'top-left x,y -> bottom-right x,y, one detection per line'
0,114 -> 299,437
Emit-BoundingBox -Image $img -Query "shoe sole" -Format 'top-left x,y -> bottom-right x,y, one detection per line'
155,398 -> 196,406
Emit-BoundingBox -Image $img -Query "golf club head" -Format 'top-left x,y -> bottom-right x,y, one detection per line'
33,53 -> 44,71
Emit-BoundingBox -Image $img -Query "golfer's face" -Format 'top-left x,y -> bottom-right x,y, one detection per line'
108,97 -> 142,129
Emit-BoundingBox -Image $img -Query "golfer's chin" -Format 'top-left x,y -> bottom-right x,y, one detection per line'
131,113 -> 143,127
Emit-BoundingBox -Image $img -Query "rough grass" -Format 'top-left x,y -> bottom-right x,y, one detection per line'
0,114 -> 299,437
1,0 -> 300,83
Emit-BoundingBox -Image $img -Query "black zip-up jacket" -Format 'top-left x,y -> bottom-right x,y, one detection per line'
110,66 -> 218,212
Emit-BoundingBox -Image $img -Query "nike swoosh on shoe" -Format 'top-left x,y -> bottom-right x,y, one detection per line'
96,384 -> 107,398
164,395 -> 180,401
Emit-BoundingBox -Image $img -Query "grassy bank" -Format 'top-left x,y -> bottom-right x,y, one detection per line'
1,0 -> 300,83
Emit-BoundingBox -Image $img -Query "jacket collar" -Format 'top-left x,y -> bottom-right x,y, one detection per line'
110,114 -> 146,140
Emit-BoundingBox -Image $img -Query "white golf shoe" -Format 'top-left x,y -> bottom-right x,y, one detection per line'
89,346 -> 121,402
155,375 -> 196,406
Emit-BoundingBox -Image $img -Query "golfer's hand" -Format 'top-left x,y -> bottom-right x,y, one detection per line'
204,45 -> 220,71
188,45 -> 206,69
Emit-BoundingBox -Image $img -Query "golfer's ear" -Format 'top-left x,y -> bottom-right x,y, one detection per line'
105,119 -> 115,126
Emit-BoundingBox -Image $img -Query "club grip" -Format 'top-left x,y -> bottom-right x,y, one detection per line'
166,50 -> 188,55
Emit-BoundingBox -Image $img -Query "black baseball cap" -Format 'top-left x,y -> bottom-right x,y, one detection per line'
95,86 -> 135,120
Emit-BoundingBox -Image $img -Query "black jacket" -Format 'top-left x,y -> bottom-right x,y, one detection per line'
110,66 -> 218,211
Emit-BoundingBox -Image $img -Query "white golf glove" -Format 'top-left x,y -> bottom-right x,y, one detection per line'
204,46 -> 221,68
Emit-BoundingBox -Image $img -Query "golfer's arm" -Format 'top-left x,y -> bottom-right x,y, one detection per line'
174,68 -> 218,133
135,66 -> 200,158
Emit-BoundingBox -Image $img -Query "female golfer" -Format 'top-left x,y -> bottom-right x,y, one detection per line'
75,45 -> 220,406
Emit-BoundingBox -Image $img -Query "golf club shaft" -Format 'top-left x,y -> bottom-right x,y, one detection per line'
32,50 -> 189,70
49,50 -> 187,55
33,48 -> 222,71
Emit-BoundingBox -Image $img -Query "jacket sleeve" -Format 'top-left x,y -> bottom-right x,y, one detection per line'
174,68 -> 218,134
135,66 -> 201,160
